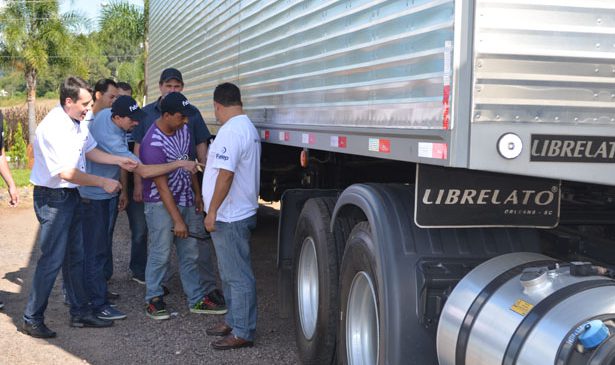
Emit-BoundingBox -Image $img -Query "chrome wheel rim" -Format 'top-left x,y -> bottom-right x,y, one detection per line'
346,271 -> 379,365
297,236 -> 319,339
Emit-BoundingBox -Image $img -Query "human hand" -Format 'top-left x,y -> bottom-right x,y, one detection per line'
173,220 -> 188,239
195,195 -> 204,213
177,160 -> 203,174
102,178 -> 121,194
133,182 -> 143,202
118,191 -> 128,212
118,157 -> 139,172
204,211 -> 216,232
8,184 -> 18,207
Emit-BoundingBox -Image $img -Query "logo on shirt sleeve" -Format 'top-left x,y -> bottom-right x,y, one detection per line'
215,146 -> 229,161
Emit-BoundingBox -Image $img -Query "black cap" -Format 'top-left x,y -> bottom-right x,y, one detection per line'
160,92 -> 197,117
159,68 -> 183,84
111,95 -> 147,121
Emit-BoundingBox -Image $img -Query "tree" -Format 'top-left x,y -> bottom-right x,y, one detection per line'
0,0 -> 77,145
97,1 -> 145,101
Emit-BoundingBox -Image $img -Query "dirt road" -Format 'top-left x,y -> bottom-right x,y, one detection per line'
0,197 -> 299,364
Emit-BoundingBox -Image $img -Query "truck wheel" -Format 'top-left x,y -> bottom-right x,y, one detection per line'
338,222 -> 380,365
292,197 -> 344,364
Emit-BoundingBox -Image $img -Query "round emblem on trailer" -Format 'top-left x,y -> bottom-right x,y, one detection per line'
497,133 -> 523,159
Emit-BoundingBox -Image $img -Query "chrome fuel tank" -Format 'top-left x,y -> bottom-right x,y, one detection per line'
437,252 -> 615,365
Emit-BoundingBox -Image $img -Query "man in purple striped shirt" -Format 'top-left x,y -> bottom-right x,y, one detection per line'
139,92 -> 207,320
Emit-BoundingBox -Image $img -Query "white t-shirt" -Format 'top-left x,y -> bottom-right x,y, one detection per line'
202,114 -> 261,222
30,106 -> 97,188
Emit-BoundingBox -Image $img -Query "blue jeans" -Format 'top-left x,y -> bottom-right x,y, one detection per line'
126,173 -> 147,280
24,187 -> 90,324
210,215 -> 257,341
103,196 -> 119,281
144,202 -> 206,307
81,197 -> 114,311
192,214 -> 217,294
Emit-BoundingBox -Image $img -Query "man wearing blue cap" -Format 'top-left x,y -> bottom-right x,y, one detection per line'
80,95 -> 201,321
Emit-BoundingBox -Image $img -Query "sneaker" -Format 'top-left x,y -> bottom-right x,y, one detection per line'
131,276 -> 145,285
96,306 -> 127,320
190,291 -> 228,315
146,297 -> 170,320
107,291 -> 120,300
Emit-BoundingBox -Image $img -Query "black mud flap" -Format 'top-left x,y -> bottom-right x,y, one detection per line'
415,164 -> 561,228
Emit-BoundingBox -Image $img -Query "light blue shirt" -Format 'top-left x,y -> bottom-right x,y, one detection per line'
79,108 -> 139,200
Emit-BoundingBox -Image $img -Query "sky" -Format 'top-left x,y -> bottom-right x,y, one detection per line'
60,0 -> 144,31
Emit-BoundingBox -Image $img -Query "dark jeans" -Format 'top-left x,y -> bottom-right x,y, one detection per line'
81,197 -> 116,311
24,186 -> 90,324
103,196 -> 119,281
126,172 -> 147,279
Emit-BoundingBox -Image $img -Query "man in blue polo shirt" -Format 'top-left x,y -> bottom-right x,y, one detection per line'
80,96 -> 201,321
132,68 -> 226,314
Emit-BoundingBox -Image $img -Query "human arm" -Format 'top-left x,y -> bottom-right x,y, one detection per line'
118,169 -> 129,211
132,142 -> 143,202
203,169 -> 234,232
86,147 -> 138,171
134,159 -> 201,179
0,153 -> 18,207
196,142 -> 207,165
59,168 -> 121,194
153,174 -> 188,238
191,170 -> 203,213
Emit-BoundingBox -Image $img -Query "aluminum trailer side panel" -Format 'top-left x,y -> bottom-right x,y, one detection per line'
469,0 -> 615,185
148,0 -> 459,166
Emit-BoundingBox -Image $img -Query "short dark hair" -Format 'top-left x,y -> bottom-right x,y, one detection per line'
213,82 -> 242,107
60,77 -> 91,107
117,82 -> 132,94
93,78 -> 118,101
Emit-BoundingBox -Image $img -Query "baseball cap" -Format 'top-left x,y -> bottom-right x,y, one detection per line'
111,95 -> 147,121
160,92 -> 197,117
159,68 -> 183,84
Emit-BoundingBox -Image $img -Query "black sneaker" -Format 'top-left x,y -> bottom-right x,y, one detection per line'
21,322 -> 56,338
146,296 -> 170,320
96,306 -> 127,320
107,291 -> 120,300
0,300 -> 3,310
190,289 -> 228,315
70,313 -> 114,328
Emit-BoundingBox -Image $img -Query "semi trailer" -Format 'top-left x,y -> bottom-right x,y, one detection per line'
147,1 -> 615,364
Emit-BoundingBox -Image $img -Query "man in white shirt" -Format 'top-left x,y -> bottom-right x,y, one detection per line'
22,76 -> 137,338
202,83 -> 261,350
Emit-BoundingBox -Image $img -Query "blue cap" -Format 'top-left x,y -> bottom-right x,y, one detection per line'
579,320 -> 610,349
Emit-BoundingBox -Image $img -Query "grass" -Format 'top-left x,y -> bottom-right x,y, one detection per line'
0,168 -> 31,187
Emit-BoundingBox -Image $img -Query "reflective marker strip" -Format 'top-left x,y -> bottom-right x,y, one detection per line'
443,40 -> 452,130
330,136 -> 347,148
418,142 -> 448,159
368,138 -> 391,153
302,133 -> 315,144
278,131 -> 289,141
261,130 -> 270,140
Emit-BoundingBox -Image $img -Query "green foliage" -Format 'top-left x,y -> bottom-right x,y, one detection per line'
6,123 -> 27,168
0,168 -> 30,187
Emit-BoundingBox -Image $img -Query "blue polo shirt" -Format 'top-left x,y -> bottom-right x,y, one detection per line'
79,108 -> 139,200
132,97 -> 211,159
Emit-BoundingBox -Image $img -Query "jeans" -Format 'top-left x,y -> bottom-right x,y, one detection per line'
126,173 -> 147,280
24,187 -> 90,324
144,202 -> 206,307
104,195 -> 119,281
192,214 -> 217,294
210,215 -> 257,341
81,197 -> 114,311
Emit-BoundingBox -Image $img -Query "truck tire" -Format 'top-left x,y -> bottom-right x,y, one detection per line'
292,197 -> 346,365
338,222 -> 380,365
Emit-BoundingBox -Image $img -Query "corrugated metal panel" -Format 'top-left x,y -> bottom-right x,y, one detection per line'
472,0 -> 615,126
148,0 -> 455,130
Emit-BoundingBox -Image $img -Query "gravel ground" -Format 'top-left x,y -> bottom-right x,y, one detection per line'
0,196 -> 299,365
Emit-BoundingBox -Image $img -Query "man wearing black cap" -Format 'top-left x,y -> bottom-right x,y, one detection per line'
132,68 -> 227,314
140,92 -> 213,319
80,95 -> 201,321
